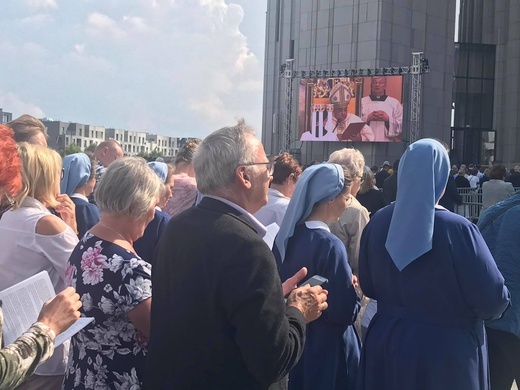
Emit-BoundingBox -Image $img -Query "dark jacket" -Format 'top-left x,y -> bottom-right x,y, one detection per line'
71,196 -> 100,239
439,176 -> 462,212
375,170 -> 390,189
506,172 -> 520,188
382,173 -> 398,205
145,197 -> 306,390
455,175 -> 471,188
356,189 -> 386,218
133,208 -> 171,265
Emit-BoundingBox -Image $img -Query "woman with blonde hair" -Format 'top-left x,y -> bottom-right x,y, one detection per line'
0,142 -> 79,390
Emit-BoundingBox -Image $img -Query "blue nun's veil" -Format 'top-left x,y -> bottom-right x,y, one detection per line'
385,139 -> 450,271
60,153 -> 92,196
274,163 -> 344,262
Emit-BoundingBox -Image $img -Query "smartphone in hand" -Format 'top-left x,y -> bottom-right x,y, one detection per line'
301,275 -> 328,287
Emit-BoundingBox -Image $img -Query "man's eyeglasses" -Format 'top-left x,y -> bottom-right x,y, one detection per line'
239,162 -> 275,176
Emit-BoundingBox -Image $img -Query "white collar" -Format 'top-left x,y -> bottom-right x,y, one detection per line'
70,193 -> 89,202
203,195 -> 267,238
268,188 -> 290,200
304,220 -> 330,232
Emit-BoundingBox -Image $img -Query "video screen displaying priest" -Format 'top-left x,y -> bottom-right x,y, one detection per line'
298,76 -> 403,143
360,76 -> 404,142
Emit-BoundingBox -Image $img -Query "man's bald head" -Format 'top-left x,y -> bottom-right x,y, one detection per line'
94,139 -> 124,167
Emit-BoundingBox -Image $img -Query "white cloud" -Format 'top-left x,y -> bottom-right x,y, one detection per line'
123,16 -> 154,33
0,91 -> 46,119
26,0 -> 57,10
21,42 -> 47,58
20,13 -> 54,25
86,12 -> 126,40
0,1 -> 266,139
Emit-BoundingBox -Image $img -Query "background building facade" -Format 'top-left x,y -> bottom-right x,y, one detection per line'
0,109 -> 12,124
44,119 -> 181,160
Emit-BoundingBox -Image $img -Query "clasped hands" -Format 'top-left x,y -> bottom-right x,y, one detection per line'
367,110 -> 389,122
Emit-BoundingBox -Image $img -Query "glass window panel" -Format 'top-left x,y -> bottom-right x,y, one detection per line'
451,129 -> 465,166
465,79 -> 483,128
453,78 -> 467,128
467,46 -> 483,78
480,131 -> 496,166
481,80 -> 494,128
454,44 -> 469,77
482,46 -> 496,79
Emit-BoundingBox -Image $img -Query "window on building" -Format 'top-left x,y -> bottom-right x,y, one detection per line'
452,43 -> 496,165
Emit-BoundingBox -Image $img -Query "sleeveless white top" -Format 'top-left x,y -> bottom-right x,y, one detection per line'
0,196 -> 78,375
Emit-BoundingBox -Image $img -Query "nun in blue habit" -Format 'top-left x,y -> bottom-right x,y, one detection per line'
61,153 -> 100,238
133,161 -> 171,264
274,163 -> 361,390
357,139 -> 510,390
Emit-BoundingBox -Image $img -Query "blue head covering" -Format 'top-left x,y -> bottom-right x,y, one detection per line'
385,138 -> 450,271
60,153 -> 92,195
274,163 -> 345,262
148,161 -> 168,183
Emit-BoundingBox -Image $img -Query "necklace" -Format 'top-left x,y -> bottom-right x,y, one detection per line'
98,222 -> 131,243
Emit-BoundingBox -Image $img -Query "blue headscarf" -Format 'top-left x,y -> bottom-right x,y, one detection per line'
60,153 -> 92,195
385,138 -> 450,271
148,162 -> 168,183
274,163 -> 345,262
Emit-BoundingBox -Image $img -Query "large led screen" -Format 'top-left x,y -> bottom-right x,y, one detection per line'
297,76 -> 404,142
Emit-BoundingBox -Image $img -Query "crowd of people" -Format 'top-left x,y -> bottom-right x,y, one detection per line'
0,113 -> 517,390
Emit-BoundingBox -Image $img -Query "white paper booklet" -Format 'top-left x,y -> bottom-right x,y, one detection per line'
263,222 -> 280,250
0,271 -> 93,347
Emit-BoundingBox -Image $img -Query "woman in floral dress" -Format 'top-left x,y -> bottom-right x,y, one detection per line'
63,157 -> 162,390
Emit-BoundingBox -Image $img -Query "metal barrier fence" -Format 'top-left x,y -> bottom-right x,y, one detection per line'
454,187 -> 520,221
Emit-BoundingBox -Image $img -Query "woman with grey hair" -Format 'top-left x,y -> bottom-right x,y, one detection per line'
63,157 -> 162,390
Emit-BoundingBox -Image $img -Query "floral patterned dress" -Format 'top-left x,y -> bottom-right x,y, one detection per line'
63,233 -> 152,390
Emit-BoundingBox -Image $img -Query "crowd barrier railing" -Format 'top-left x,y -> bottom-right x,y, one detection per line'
454,186 -> 520,221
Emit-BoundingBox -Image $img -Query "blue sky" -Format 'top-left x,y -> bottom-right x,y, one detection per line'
0,0 -> 268,139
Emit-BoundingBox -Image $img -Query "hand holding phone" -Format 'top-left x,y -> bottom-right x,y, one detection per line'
300,275 -> 328,287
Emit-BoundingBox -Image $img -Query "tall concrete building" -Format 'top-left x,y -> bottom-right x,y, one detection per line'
454,0 -> 520,166
262,0 -> 519,167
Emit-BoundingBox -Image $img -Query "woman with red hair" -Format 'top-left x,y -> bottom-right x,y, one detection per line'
0,124 -> 82,390
0,125 -> 22,214
0,129 -> 81,389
